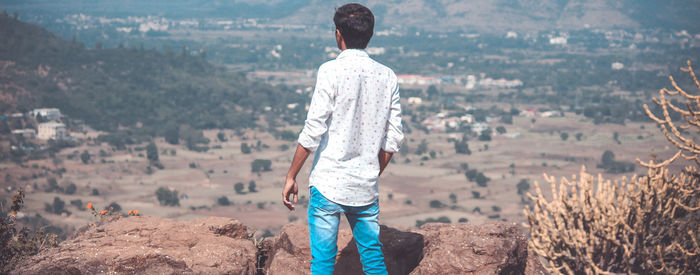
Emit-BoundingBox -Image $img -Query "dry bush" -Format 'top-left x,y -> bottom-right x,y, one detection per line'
1,188 -> 59,272
524,61 -> 700,274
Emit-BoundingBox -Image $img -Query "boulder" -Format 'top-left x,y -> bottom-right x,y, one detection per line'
12,216 -> 257,275
264,222 -> 544,275
411,223 -> 547,275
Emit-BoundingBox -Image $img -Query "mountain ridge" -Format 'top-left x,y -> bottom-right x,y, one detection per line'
3,0 -> 698,32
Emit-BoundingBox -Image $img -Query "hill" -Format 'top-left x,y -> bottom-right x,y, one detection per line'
0,13 -> 304,132
3,0 -> 700,32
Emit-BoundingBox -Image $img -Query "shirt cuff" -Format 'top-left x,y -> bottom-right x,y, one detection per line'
381,138 -> 401,153
298,131 -> 320,151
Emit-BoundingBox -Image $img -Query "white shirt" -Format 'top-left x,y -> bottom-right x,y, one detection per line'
298,49 -> 404,206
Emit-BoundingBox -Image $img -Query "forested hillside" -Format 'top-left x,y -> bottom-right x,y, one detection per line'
0,12 -> 305,132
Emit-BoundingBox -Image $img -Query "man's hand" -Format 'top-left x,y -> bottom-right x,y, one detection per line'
378,149 -> 393,176
283,144 -> 311,211
282,177 -> 299,210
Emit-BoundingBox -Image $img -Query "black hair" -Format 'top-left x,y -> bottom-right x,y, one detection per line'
333,3 -> 374,49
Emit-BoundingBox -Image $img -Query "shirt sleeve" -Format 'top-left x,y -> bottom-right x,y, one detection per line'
298,65 -> 334,151
381,77 -> 404,153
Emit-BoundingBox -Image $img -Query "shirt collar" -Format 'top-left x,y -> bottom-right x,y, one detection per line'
336,49 -> 369,59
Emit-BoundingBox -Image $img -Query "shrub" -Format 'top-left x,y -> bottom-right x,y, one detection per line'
70,199 -> 84,210
449,193 -> 457,204
415,216 -> 451,227
471,191 -> 481,199
64,183 -> 77,195
251,159 -> 272,173
44,197 -> 69,215
155,187 -> 180,206
105,202 -> 121,212
1,188 -> 58,272
458,218 -> 469,223
526,62 -> 700,274
429,200 -> 445,209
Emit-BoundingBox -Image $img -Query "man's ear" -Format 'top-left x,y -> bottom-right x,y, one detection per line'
335,29 -> 346,50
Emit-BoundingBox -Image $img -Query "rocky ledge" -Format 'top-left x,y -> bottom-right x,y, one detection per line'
13,216 -> 546,274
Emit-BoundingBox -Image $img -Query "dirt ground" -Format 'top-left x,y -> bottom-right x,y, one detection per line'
0,105 -> 683,238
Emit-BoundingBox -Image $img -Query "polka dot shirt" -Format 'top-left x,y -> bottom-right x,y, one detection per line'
298,49 -> 404,206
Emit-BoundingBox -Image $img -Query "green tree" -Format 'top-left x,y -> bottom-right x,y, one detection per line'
241,143 -> 251,154
476,172 -> 490,187
164,124 -> 179,145
517,179 -> 530,195
426,85 -> 439,99
217,132 -> 227,142
146,142 -> 158,163
251,159 -> 272,173
560,132 -> 569,141
478,129 -> 492,141
429,200 -> 445,208
601,150 -> 615,167
449,193 -> 457,204
415,139 -> 428,155
454,139 -> 471,155
217,196 -> 231,206
234,182 -> 245,194
155,187 -> 179,206
466,169 -> 478,182
80,150 -> 90,164
575,132 -> 583,141
496,126 -> 507,134
248,181 -> 257,193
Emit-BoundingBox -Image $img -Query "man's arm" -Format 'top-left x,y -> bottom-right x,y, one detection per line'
379,76 -> 404,175
282,143 -> 311,211
283,65 -> 333,211
378,149 -> 393,176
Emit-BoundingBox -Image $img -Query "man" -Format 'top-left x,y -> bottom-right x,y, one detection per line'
281,3 -> 403,274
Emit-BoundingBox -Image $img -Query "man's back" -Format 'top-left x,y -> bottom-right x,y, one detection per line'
297,49 -> 403,207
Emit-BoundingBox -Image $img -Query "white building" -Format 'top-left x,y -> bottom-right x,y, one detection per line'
407,97 -> 423,105
31,108 -> 61,121
37,122 -> 67,140
549,37 -> 567,45
12,129 -> 36,139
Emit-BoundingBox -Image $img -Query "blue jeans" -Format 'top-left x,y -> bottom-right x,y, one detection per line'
307,186 -> 388,275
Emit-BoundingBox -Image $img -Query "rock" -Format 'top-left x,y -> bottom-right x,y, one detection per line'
14,217 -> 546,275
264,222 -> 545,275
411,222 -> 545,275
12,216 -> 257,275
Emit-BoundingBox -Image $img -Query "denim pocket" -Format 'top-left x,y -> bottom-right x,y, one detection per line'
309,186 -> 342,213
